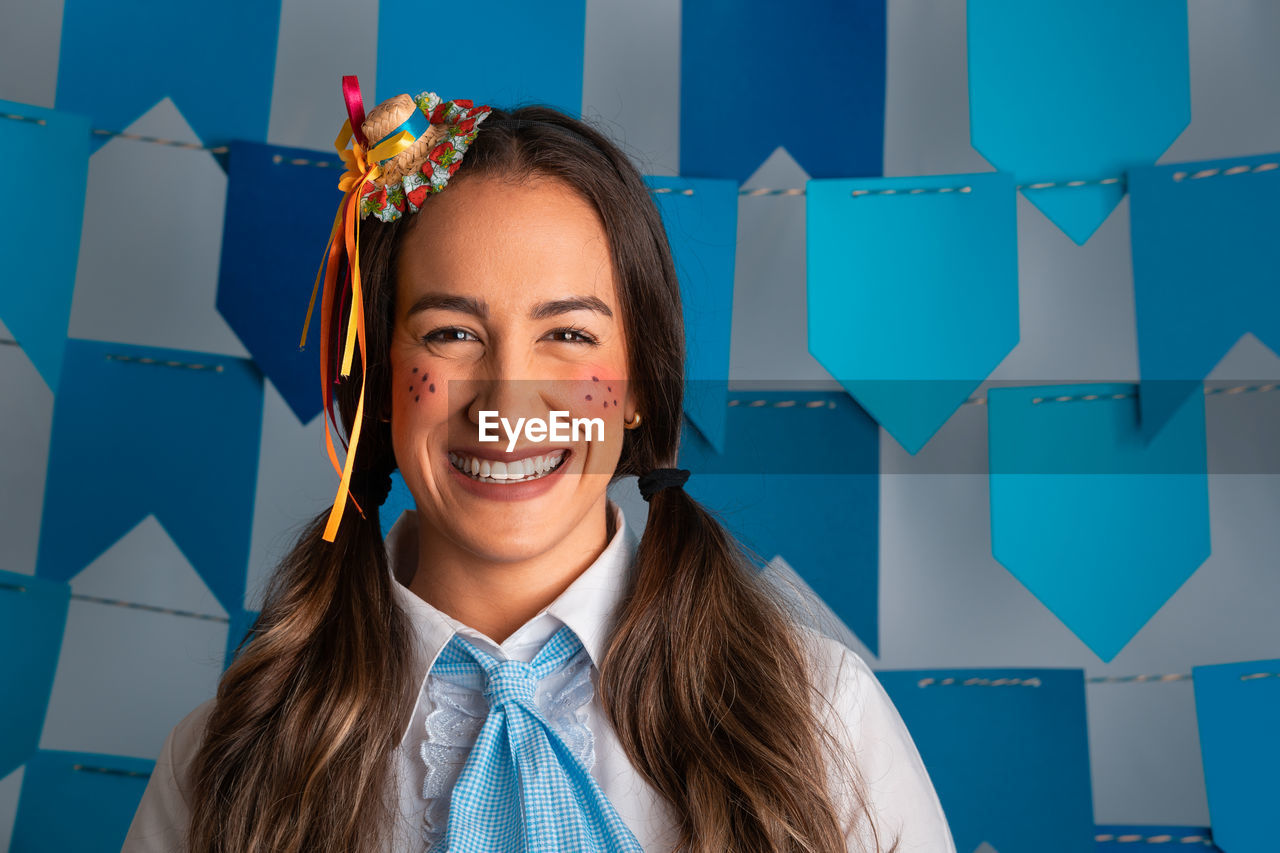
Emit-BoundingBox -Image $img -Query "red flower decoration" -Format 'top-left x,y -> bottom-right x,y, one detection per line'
407,186 -> 428,208
456,117 -> 476,134
429,141 -> 452,162
448,160 -> 462,176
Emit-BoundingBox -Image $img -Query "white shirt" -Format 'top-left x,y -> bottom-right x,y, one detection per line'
124,500 -> 956,852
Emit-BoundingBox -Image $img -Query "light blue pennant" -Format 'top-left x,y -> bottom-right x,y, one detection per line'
0,101 -> 89,391
677,391 -> 880,655
217,141 -> 342,425
0,572 -> 69,779
377,0 -> 585,115
12,750 -> 153,852
987,382 -> 1211,662
55,0 -> 281,152
876,667 -> 1093,853
967,0 -> 1190,244
807,171 -> 1019,454
36,339 -> 264,617
1192,657 -> 1280,853
644,176 -> 737,451
681,0 -> 885,182
1129,152 -> 1280,442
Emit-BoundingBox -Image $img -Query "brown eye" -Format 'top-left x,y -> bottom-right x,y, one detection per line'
544,326 -> 599,345
422,327 -> 479,344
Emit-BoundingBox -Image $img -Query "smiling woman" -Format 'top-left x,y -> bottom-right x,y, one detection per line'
122,84 -> 954,853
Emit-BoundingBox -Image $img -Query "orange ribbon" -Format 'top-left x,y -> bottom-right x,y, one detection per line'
299,103 -> 419,543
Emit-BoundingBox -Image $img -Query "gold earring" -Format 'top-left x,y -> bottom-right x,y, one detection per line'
623,411 -> 642,430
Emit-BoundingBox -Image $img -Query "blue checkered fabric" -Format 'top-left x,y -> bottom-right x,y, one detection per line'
429,623 -> 644,853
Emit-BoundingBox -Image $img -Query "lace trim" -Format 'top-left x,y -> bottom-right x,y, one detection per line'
417,643 -> 597,846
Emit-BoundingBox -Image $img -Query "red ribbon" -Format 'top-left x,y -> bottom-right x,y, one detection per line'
342,75 -> 367,147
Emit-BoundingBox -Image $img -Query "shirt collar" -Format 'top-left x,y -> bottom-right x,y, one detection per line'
383,500 -> 639,745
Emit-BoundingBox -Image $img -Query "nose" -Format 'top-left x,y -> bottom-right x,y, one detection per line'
463,345 -> 561,437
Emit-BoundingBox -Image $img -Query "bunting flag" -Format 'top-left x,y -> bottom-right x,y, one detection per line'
377,0 -> 586,115
0,573 -> 69,779
876,668 -> 1093,853
677,391 -> 880,655
1095,826 -> 1220,853
1192,657 -> 1280,853
987,383 -> 1211,662
55,0 -> 281,152
35,339 -> 263,617
807,172 -> 1019,454
967,0 -> 1190,244
644,176 -> 738,451
1129,152 -> 1280,442
380,471 -> 415,542
218,141 -> 341,424
224,608 -> 261,671
11,750 -> 153,852
681,0 -> 885,182
0,101 -> 89,391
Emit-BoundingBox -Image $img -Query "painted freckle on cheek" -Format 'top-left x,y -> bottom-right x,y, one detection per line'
429,383 -> 435,393
585,394 -> 592,401
415,395 -> 420,402
592,376 -> 598,382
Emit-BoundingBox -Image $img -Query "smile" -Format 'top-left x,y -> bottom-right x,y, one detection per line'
448,450 -> 569,484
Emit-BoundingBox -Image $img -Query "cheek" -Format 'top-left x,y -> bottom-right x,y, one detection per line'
399,361 -> 440,408
573,368 -> 627,415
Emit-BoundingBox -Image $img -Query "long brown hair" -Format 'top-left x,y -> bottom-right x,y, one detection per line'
187,105 -> 897,853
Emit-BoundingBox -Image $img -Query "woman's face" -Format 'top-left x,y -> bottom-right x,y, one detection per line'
389,174 -> 634,562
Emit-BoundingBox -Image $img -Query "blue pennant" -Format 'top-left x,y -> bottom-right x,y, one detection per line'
55,0 -> 281,152
377,0 -> 586,115
223,608 -> 262,672
1192,657 -> 1280,853
1096,826 -> 1220,853
0,572 -> 69,779
681,0 -> 885,182
644,176 -> 737,451
36,339 -> 264,617
1129,152 -> 1280,442
877,667 -> 1093,853
676,391 -> 880,655
0,101 -> 89,391
218,141 -> 341,425
988,383 -> 1211,662
808,172 -> 1019,454
380,470 -> 415,542
967,0 -> 1190,244
12,750 -> 154,852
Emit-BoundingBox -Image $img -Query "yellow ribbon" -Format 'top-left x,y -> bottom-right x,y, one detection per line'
298,117 -> 420,543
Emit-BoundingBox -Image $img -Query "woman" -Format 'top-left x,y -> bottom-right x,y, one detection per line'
124,85 -> 955,853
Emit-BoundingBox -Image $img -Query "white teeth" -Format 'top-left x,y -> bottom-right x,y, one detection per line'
449,450 -> 568,484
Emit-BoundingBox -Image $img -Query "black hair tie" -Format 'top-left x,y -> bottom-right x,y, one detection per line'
638,467 -> 691,502
350,469 -> 393,507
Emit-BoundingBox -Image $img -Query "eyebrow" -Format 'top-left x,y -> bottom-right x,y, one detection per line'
406,293 -> 613,320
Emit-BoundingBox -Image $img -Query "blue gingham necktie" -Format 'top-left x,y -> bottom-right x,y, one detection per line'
431,623 -> 644,853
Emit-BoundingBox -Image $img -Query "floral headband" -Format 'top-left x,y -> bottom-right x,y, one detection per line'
299,76 -> 493,542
